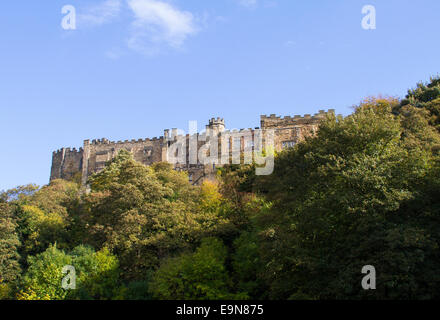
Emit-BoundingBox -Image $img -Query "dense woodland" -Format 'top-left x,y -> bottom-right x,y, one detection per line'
1,77 -> 440,300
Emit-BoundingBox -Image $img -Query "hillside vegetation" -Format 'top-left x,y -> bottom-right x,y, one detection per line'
1,77 -> 440,300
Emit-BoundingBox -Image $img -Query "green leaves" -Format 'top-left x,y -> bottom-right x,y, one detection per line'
18,244 -> 72,300
150,238 -> 246,300
81,151 -> 229,280
18,244 -> 121,300
250,99 -> 440,299
0,203 -> 21,285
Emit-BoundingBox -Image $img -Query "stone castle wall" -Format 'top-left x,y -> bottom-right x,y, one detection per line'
79,137 -> 166,186
260,110 -> 335,151
50,147 -> 83,181
50,110 -> 335,186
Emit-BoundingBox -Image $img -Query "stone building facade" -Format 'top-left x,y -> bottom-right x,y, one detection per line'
50,109 -> 335,186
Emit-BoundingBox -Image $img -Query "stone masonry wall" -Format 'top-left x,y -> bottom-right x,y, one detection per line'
50,110 -> 336,187
50,148 -> 83,181
80,137 -> 166,186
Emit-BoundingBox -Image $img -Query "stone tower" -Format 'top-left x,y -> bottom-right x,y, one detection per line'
206,117 -> 225,134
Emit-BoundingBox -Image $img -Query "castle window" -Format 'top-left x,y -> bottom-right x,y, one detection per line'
245,140 -> 254,149
233,137 -> 242,150
223,139 -> 231,151
282,141 -> 296,149
143,147 -> 153,157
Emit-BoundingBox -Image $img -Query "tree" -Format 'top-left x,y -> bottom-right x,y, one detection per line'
400,76 -> 440,131
232,230 -> 268,299
1,184 -> 39,203
19,205 -> 68,255
199,181 -> 222,214
149,238 -> 246,300
5,180 -> 80,259
80,150 -> 230,280
18,244 -> 72,300
69,246 -> 121,300
253,101 -> 439,299
0,203 -> 21,296
18,244 -> 121,300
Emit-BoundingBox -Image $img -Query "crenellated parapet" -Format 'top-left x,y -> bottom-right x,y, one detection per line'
50,147 -> 84,182
86,137 -> 165,146
208,117 -> 225,133
260,109 -> 335,128
52,147 -> 84,155
208,117 -> 225,126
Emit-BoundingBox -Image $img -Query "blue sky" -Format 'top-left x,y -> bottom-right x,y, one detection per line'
1,0 -> 439,190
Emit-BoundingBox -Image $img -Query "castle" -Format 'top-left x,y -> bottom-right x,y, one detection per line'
50,110 -> 335,186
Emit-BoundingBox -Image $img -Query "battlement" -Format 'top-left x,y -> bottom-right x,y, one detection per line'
209,117 -> 225,125
220,128 -> 254,135
261,109 -> 335,121
164,128 -> 186,141
53,147 -> 84,155
208,117 -> 225,133
85,137 -> 164,146
260,109 -> 335,128
50,146 -> 84,182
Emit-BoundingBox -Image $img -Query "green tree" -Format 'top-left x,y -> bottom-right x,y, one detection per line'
400,76 -> 440,131
81,150 -> 229,280
0,203 -> 21,298
2,184 -> 39,203
18,244 -> 121,300
19,205 -> 68,255
253,101 -> 439,299
69,246 -> 121,300
150,238 -> 246,300
5,180 -> 80,258
18,244 -> 72,300
231,231 -> 267,299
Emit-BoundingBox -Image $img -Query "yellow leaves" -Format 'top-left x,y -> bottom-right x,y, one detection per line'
0,280 -> 11,300
21,205 -> 68,252
199,181 -> 222,213
95,247 -> 119,273
17,288 -> 51,300
30,179 -> 78,216
356,96 -> 400,114
22,205 -> 67,235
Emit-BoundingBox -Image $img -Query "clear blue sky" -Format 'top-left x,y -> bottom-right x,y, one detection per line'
1,0 -> 439,190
